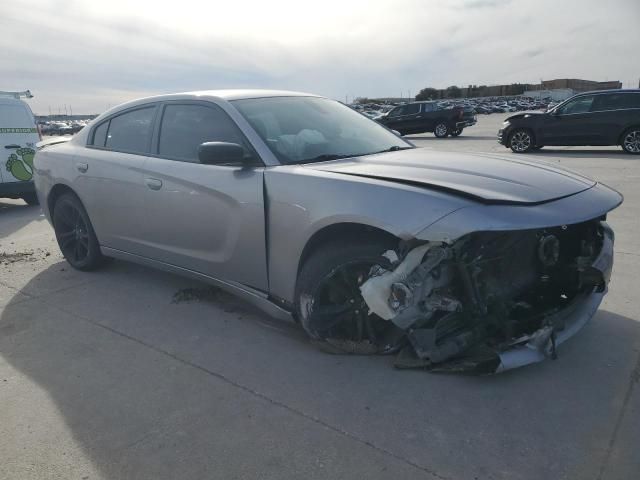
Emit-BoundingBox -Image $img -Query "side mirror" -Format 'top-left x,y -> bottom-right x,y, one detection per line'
198,142 -> 246,165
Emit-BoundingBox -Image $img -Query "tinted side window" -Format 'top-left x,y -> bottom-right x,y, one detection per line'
158,104 -> 246,163
591,94 -> 630,112
91,121 -> 108,147
628,93 -> 640,108
404,103 -> 420,115
105,107 -> 155,154
388,107 -> 403,117
422,103 -> 435,112
558,96 -> 594,115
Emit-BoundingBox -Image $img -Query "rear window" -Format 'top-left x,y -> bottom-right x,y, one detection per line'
105,106 -> 155,154
591,93 -> 634,111
0,103 -> 35,129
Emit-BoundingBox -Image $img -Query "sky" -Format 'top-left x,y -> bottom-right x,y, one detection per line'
2,0 -> 638,114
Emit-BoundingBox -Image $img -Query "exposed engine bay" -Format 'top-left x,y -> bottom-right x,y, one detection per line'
354,218 -> 612,374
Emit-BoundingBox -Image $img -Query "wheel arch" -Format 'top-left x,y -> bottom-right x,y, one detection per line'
47,183 -> 80,218
618,124 -> 640,145
296,222 -> 400,277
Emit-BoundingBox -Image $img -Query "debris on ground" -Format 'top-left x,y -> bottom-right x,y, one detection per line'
0,249 -> 52,265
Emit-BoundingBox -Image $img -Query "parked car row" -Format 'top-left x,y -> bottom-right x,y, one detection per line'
39,119 -> 89,136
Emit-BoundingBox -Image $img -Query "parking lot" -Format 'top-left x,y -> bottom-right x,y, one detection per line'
1,114 -> 638,480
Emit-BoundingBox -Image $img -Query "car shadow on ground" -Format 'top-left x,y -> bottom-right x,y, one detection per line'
1,259 -> 639,479
0,200 -> 44,241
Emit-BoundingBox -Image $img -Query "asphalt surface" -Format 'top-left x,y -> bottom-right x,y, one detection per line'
1,114 -> 639,480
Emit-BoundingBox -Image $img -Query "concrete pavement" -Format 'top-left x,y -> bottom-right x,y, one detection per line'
1,114 -> 639,479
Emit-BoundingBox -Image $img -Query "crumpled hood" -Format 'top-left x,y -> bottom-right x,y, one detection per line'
306,148 -> 596,204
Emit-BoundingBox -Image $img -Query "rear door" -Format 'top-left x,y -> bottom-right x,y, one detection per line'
77,105 -> 158,255
139,101 -> 268,290
0,100 -> 40,183
589,93 -> 639,144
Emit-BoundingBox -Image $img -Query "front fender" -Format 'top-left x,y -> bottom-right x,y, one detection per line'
264,166 -> 470,303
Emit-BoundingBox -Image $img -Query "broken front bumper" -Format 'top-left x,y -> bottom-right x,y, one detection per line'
495,224 -> 614,372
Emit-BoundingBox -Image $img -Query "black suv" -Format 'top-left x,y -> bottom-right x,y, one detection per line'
377,101 -> 476,137
498,90 -> 640,154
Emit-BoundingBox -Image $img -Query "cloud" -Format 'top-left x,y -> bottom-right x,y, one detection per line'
1,0 -> 638,113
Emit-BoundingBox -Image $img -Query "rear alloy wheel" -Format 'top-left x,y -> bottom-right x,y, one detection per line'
434,122 -> 449,138
53,193 -> 104,270
450,128 -> 463,137
509,129 -> 534,153
296,240 -> 404,354
621,128 -> 640,154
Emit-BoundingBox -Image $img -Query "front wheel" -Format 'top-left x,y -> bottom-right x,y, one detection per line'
295,240 -> 404,354
434,122 -> 449,138
509,129 -> 534,153
621,128 -> 640,154
53,193 -> 104,270
450,128 -> 463,137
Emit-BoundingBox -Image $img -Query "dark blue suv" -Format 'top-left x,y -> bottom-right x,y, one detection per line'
498,90 -> 640,154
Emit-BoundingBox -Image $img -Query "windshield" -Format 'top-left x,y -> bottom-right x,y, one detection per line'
231,96 -> 411,164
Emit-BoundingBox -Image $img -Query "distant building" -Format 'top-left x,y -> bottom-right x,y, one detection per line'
412,78 -> 622,100
539,79 -> 622,92
522,89 -> 575,101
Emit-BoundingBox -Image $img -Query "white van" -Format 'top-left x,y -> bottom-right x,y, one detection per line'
0,90 -> 40,205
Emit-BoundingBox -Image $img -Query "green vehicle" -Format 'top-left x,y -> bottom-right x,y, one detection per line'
0,90 -> 40,205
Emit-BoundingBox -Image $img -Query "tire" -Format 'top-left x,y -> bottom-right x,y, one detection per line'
434,121 -> 449,138
53,192 -> 104,271
21,192 -> 39,206
509,129 -> 534,153
621,127 -> 640,154
450,128 -> 463,137
295,239 -> 403,354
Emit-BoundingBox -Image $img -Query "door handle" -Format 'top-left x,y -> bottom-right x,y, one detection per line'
76,162 -> 88,173
145,178 -> 163,190
4,144 -> 20,149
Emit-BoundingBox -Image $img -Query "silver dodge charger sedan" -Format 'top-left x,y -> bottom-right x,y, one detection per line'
34,90 -> 623,373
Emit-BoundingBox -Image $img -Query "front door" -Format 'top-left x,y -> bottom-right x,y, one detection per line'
139,101 -> 268,291
539,95 -> 596,145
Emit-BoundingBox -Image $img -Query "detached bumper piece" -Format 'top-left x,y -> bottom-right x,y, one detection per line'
360,220 -> 614,374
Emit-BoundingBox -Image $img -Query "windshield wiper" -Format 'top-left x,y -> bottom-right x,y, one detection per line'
293,153 -> 355,164
294,146 -> 412,165
365,145 -> 413,156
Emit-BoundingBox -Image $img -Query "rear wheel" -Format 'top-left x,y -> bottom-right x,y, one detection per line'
450,128 -> 463,137
21,192 -> 39,206
621,128 -> 640,154
509,129 -> 534,153
53,193 -> 104,270
295,240 -> 404,354
434,122 -> 449,138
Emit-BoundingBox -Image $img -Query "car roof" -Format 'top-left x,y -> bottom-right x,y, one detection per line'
0,97 -> 28,106
575,89 -> 640,96
97,89 -> 322,118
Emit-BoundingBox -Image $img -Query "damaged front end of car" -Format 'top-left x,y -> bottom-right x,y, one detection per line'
357,218 -> 614,374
